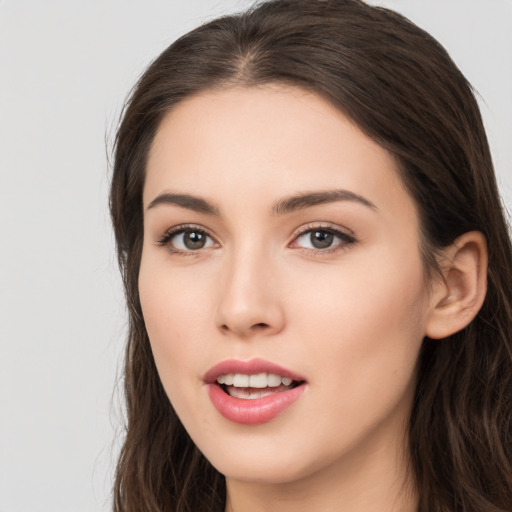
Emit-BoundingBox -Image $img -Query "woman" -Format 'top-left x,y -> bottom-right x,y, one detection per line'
110,0 -> 512,511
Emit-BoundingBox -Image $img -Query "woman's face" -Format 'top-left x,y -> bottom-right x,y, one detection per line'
139,85 -> 432,485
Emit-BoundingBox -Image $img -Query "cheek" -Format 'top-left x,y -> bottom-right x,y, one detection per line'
292,241 -> 427,335
288,250 -> 427,425
138,253 -> 205,379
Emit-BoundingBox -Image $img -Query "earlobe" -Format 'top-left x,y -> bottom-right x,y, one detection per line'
425,231 -> 488,340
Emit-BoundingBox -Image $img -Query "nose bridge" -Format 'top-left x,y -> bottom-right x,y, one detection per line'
215,240 -> 284,337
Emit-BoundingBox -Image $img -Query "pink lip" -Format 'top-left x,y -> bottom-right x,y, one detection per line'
204,358 -> 307,425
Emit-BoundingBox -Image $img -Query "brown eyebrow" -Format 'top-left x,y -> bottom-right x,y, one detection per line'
147,193 -> 220,215
146,189 -> 377,216
270,189 -> 377,215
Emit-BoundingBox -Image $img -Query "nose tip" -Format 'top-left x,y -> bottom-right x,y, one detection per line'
215,260 -> 285,339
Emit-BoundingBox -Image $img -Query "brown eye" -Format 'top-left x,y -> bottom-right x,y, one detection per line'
158,226 -> 217,253
310,230 -> 334,249
182,231 -> 208,250
293,226 -> 356,252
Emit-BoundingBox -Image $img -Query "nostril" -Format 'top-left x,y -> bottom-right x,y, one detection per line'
219,322 -> 270,335
253,323 -> 270,330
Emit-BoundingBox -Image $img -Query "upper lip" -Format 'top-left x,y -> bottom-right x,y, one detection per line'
204,358 -> 307,384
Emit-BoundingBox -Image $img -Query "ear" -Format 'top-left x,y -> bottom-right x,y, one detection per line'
425,231 -> 488,340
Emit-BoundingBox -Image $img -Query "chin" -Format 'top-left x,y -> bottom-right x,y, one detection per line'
193,426 -> 337,486
213,456 -> 312,485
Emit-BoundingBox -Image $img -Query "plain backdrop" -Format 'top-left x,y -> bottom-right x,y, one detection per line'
0,1 -> 511,511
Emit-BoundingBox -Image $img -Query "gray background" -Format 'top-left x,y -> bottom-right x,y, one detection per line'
1,1 -> 510,511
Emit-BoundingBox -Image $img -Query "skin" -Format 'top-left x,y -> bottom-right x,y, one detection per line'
138,85 -> 466,512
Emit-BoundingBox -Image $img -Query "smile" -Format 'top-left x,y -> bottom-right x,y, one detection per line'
205,359 -> 307,425
217,373 -> 296,399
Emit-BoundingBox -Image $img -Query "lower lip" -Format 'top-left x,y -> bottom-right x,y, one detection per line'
207,383 -> 306,425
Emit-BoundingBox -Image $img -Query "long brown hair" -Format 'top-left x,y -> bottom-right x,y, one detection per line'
109,1 -> 512,510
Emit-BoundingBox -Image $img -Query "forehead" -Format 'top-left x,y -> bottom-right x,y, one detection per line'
144,85 -> 415,222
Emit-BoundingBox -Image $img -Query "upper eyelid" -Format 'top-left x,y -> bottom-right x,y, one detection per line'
163,223 -> 212,235
292,222 -> 354,238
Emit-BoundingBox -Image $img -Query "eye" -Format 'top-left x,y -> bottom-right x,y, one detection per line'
292,225 -> 356,252
157,225 -> 217,253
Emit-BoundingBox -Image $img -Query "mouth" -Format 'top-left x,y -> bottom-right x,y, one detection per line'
204,359 -> 307,425
216,372 -> 305,399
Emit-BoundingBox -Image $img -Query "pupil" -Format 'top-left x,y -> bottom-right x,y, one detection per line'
311,231 -> 333,249
184,231 -> 206,249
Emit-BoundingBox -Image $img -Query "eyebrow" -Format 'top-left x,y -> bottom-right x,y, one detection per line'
271,189 -> 377,215
146,189 -> 377,215
147,193 -> 220,215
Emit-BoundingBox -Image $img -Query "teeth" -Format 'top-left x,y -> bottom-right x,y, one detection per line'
249,373 -> 267,388
229,388 -> 276,399
233,374 -> 249,387
216,373 -> 296,388
267,373 -> 281,387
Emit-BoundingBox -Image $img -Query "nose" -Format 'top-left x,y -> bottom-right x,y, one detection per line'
215,249 -> 285,338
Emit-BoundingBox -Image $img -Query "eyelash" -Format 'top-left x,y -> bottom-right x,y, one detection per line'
156,224 -> 215,255
156,223 -> 357,256
293,223 -> 357,255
